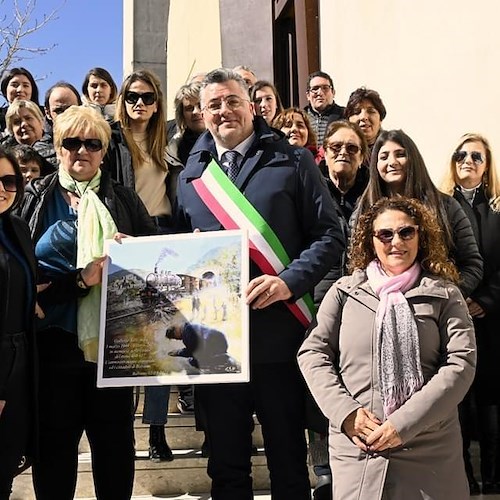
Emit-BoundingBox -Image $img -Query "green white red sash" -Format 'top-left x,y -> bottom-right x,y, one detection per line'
192,159 -> 315,327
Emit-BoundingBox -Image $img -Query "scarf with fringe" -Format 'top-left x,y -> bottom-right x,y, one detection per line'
366,259 -> 423,418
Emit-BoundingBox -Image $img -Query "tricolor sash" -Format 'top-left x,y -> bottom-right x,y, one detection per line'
192,159 -> 315,327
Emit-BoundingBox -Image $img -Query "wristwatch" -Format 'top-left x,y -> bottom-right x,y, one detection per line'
76,271 -> 89,289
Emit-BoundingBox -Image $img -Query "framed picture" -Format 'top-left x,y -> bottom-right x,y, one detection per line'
97,230 -> 249,387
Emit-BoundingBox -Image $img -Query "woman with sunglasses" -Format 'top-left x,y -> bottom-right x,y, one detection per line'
293,119 -> 367,500
0,146 -> 38,499
441,133 -> 500,495
299,196 -> 476,500
104,70 -> 177,462
18,106 -> 155,500
356,129 -> 483,299
105,70 -> 170,230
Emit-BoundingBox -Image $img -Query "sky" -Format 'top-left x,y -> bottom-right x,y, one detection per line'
1,0 -> 123,105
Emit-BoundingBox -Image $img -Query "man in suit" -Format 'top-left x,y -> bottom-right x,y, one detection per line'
175,68 -> 345,500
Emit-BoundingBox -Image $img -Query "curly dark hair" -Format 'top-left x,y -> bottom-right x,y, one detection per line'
348,197 -> 459,283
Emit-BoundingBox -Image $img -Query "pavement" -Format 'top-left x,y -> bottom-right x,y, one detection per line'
79,494 -> 277,500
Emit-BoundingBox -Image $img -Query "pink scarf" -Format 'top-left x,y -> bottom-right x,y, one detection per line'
366,260 -> 423,418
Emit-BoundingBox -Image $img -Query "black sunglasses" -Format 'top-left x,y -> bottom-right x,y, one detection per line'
373,225 -> 419,244
452,150 -> 484,165
124,91 -> 156,106
62,137 -> 103,152
0,174 -> 18,192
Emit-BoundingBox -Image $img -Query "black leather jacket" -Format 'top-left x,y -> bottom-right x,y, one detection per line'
18,169 -> 156,242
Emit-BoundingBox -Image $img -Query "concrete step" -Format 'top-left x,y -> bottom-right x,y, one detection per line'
77,413 -> 265,454
12,387 -> 270,499
12,447 -> 272,499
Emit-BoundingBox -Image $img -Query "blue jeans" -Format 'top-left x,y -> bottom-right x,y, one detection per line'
142,386 -> 171,425
142,385 -> 194,425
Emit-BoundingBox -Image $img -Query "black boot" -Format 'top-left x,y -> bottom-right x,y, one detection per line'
459,396 -> 480,495
149,424 -> 174,462
313,473 -> 332,500
465,461 -> 481,496
479,405 -> 500,494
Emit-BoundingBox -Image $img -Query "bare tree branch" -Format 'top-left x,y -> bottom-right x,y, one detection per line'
0,0 -> 65,77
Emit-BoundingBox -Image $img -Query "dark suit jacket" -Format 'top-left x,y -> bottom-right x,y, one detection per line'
175,117 -> 345,363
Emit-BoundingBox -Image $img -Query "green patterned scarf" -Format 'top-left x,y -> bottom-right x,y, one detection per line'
58,168 -> 118,362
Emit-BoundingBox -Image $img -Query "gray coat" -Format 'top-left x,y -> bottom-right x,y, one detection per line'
298,270 -> 476,500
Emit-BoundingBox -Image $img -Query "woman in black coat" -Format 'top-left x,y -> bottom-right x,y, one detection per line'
0,146 -> 37,499
356,129 -> 483,299
18,106 -> 155,500
442,133 -> 500,495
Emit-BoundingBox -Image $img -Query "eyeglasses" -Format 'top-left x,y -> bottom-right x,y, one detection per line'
0,175 -> 18,192
373,225 -> 419,244
62,137 -> 103,152
325,142 -> 361,156
452,150 -> 484,165
124,91 -> 157,106
307,85 -> 333,94
203,95 -> 249,115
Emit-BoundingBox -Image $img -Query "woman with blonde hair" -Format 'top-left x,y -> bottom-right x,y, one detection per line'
2,100 -> 56,171
18,105 -> 154,499
4,100 -> 44,146
442,133 -> 500,495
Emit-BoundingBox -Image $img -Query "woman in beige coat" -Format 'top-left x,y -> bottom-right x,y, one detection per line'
298,197 -> 476,500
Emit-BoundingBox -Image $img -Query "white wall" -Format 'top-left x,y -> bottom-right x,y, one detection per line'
320,0 -> 500,183
166,0 -> 222,118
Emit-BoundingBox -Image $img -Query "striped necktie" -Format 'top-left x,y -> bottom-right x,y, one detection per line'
223,150 -> 241,183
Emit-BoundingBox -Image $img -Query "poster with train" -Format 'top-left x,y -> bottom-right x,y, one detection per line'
97,230 -> 249,387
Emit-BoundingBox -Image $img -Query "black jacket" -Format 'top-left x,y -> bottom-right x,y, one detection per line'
18,170 -> 156,305
0,214 -> 37,395
0,214 -> 39,460
101,123 -> 136,190
313,168 -> 369,306
440,193 -> 483,298
454,187 -> 500,312
454,185 -> 500,403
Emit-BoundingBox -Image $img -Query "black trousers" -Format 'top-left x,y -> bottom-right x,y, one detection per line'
196,361 -> 311,500
32,328 -> 135,500
0,333 -> 30,500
